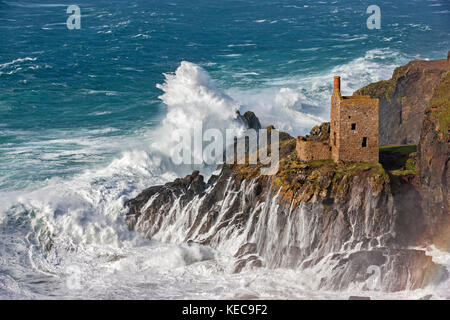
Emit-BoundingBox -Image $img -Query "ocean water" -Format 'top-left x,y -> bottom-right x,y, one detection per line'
0,0 -> 449,299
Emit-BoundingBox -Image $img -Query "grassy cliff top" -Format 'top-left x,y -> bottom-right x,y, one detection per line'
379,144 -> 417,176
353,64 -> 408,101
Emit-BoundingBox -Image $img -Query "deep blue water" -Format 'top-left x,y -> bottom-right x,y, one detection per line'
0,0 -> 449,300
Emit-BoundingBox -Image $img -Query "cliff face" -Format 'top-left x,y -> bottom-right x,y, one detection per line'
355,58 -> 449,145
126,138 -> 446,291
418,72 -> 450,250
125,56 -> 449,293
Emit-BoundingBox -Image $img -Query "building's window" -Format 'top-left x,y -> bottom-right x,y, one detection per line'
362,137 -> 367,148
348,115 -> 351,119
351,123 -> 356,130
333,132 -> 336,146
329,147 -> 332,151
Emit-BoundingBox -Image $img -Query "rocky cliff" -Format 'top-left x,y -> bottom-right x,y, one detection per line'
417,72 -> 450,250
355,56 -> 449,145
125,56 -> 449,293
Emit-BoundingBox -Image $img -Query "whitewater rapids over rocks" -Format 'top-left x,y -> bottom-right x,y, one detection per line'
0,51 -> 449,299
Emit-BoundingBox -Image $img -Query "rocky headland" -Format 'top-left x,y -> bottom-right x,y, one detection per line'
125,54 -> 449,292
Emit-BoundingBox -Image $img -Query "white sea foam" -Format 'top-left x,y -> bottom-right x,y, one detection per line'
89,111 -> 112,116
4,2 -> 67,8
227,44 -> 257,47
0,57 -> 37,69
0,50 -> 446,299
220,54 -> 242,57
83,89 -> 119,96
154,61 -> 245,165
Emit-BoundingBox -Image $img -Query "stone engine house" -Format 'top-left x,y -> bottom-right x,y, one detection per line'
296,76 -> 379,163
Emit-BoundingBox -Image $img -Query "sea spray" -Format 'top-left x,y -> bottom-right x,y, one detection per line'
0,52 -> 446,299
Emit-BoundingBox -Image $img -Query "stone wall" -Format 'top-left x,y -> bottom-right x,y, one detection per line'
331,77 -> 379,163
296,138 -> 331,161
335,97 -> 379,163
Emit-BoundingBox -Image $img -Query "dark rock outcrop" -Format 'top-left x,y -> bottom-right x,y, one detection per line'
237,110 -> 262,131
125,170 -> 207,232
417,72 -> 450,250
355,56 -> 449,145
125,56 -> 449,293
126,146 -> 447,291
243,111 -> 262,131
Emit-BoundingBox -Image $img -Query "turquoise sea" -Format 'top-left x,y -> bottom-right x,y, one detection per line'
0,0 -> 449,299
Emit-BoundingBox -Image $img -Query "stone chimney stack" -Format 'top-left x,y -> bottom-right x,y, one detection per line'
334,76 -> 341,93
447,50 -> 450,63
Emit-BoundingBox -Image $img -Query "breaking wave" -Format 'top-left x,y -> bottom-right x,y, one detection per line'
228,48 -> 411,136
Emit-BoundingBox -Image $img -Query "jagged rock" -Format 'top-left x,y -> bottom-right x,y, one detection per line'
328,248 -> 447,292
234,255 -> 263,273
236,110 -> 262,131
234,243 -> 258,258
125,170 -> 207,233
125,153 -> 446,291
266,124 -> 294,141
303,122 -> 330,142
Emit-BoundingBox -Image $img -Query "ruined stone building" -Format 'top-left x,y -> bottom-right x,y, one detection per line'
296,76 -> 379,163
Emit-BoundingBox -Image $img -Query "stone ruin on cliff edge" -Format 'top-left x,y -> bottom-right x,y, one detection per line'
296,76 -> 380,163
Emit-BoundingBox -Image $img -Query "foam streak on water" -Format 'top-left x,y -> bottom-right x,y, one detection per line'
0,0 -> 449,299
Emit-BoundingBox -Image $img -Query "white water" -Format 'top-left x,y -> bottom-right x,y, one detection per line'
1,49 -> 448,299
154,61 -> 246,166
229,48 -> 411,136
